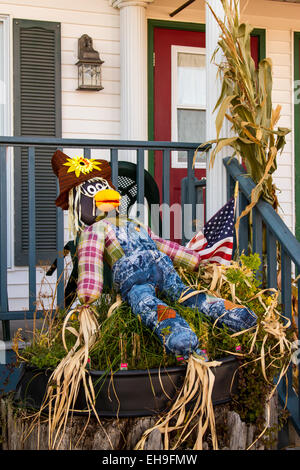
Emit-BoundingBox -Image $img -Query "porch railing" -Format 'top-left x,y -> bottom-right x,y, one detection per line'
0,136 -> 210,342
225,156 -> 300,434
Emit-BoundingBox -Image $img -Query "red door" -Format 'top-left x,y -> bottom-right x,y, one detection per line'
153,26 -> 260,241
154,27 -> 206,241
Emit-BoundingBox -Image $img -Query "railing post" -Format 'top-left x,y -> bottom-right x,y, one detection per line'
162,149 -> 170,239
252,207 -> 263,283
281,247 -> 293,400
136,148 -> 144,223
84,148 -> 91,159
0,145 -> 9,340
238,192 -> 249,256
226,169 -> 235,201
281,247 -> 292,321
266,229 -> 277,289
110,149 -> 118,190
56,147 -> 64,310
187,150 -> 196,232
28,146 -> 36,313
225,166 -> 237,256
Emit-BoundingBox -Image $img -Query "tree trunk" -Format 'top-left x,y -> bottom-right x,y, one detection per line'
0,395 -> 278,450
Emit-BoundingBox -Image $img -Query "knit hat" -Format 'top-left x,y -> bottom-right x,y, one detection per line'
52,149 -> 114,210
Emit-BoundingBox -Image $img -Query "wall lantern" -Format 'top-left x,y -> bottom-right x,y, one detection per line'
76,34 -> 104,91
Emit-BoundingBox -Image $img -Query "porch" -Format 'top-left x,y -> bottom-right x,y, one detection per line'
0,135 -> 300,445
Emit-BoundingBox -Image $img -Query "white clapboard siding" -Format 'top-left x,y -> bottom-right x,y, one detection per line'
62,119 -> 120,135
63,37 -> 120,55
267,29 -> 294,233
0,1 -> 119,26
62,78 -> 120,95
62,91 -> 120,108
62,106 -> 120,122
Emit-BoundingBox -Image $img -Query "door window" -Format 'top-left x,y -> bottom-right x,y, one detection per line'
171,46 -> 206,168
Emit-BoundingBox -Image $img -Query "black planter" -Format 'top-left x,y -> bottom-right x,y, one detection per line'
14,355 -> 239,417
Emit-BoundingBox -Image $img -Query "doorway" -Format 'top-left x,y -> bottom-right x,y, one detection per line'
148,19 -> 265,240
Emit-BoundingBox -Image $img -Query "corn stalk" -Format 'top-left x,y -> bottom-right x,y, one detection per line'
204,0 -> 290,212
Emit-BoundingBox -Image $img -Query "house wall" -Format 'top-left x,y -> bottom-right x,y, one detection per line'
0,0 -> 298,312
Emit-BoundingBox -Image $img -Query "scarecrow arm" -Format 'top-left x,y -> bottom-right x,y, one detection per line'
77,222 -> 105,304
147,227 -> 202,271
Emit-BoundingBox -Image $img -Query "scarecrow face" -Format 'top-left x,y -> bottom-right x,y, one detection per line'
73,177 -> 121,227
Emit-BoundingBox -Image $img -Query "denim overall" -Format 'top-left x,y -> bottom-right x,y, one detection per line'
111,220 -> 257,358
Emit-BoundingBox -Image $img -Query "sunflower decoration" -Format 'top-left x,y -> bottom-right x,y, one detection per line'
63,155 -> 102,178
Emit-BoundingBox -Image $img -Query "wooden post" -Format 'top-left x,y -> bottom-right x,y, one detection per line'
1,395 -> 278,450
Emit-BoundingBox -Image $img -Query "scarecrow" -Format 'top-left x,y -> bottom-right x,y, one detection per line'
52,150 -> 257,359
37,150 -> 260,450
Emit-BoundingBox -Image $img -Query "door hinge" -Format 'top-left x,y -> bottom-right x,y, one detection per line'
153,52 -> 155,67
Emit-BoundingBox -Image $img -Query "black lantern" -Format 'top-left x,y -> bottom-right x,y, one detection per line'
76,34 -> 104,91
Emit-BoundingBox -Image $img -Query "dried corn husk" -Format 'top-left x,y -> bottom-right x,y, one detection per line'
26,304 -> 109,450
135,354 -> 221,450
197,0 -> 290,216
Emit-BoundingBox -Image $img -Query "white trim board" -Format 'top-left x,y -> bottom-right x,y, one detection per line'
0,14 -> 13,269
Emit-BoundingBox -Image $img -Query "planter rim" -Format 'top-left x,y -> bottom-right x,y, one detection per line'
21,354 -> 237,376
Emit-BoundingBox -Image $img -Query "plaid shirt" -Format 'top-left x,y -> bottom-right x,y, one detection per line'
77,217 -> 202,304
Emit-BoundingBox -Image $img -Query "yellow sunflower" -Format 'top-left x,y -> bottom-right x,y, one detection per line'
63,155 -> 102,178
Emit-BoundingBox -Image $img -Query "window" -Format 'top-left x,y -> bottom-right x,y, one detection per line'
171,46 -> 206,168
13,19 -> 62,266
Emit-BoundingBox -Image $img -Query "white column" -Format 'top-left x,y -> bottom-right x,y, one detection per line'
205,0 -> 238,218
110,0 -> 152,162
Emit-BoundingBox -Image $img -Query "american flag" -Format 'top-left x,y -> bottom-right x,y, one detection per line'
186,197 -> 235,265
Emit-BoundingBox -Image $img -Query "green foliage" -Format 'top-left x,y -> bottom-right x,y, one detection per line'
90,302 -> 178,371
240,253 -> 261,272
22,343 -> 66,369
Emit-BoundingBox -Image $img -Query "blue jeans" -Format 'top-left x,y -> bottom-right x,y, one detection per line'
112,249 -> 257,358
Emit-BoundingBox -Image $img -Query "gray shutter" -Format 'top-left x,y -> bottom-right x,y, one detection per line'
13,19 -> 61,266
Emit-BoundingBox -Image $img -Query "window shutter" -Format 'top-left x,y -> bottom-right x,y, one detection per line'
13,19 -> 61,266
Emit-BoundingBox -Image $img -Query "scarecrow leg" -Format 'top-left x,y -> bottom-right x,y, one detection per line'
126,283 -> 199,358
180,292 -> 257,332
155,255 -> 257,332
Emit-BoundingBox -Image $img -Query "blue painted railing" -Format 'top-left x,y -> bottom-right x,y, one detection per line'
0,136 -> 210,342
224,156 -> 300,434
